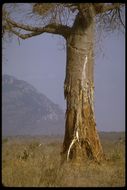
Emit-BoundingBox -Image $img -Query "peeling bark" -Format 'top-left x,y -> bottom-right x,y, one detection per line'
61,13 -> 104,164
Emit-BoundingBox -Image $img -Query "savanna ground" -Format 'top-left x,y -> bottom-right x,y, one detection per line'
2,132 -> 125,187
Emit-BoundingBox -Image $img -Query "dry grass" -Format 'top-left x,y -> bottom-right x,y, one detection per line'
2,134 -> 125,187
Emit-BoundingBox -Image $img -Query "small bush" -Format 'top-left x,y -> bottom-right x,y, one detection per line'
28,142 -> 40,150
2,138 -> 8,144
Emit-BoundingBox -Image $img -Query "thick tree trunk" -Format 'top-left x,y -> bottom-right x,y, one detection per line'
61,13 -> 104,164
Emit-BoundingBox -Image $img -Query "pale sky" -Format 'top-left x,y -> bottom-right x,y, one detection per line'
2,23 -> 125,132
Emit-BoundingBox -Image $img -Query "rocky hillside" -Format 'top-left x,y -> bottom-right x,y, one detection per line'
2,75 -> 65,136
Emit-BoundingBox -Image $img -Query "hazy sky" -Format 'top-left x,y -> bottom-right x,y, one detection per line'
3,21 -> 125,132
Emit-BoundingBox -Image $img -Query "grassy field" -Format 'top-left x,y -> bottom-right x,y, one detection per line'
2,132 -> 125,187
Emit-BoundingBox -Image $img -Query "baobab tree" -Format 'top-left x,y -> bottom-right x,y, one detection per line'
2,3 -> 125,164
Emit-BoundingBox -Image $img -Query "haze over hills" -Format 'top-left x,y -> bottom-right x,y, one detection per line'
2,74 -> 65,136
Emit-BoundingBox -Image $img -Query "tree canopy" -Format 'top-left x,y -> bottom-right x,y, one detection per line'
2,3 -> 125,40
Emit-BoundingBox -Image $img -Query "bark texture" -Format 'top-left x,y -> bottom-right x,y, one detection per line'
61,12 -> 104,164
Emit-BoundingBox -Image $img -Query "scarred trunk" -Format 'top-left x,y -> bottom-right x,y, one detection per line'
61,13 -> 104,164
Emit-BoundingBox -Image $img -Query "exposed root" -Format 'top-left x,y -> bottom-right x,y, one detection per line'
67,128 -> 81,161
67,138 -> 77,161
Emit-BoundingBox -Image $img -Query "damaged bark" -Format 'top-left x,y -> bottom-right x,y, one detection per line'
61,12 -> 104,164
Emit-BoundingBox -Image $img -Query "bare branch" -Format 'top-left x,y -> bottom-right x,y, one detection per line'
33,3 -> 56,15
6,17 -> 72,38
94,3 -> 125,15
9,28 -> 42,39
118,8 -> 125,28
61,3 -> 78,12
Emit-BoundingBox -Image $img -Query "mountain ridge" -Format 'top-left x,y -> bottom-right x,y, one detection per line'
2,74 -> 65,136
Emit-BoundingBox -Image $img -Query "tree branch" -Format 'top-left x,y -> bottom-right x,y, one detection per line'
118,8 -> 125,28
9,28 -> 43,39
6,17 -> 72,38
94,3 -> 125,15
61,3 -> 78,12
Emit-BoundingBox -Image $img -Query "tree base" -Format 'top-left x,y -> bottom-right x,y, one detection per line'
61,84 -> 105,165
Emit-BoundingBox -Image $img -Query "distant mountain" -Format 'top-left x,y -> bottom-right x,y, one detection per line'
2,74 -> 65,136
